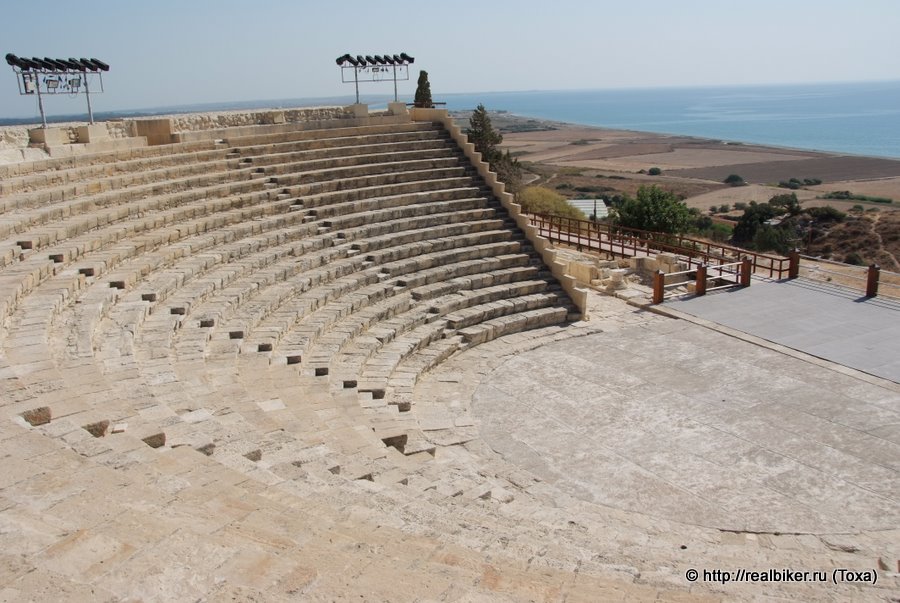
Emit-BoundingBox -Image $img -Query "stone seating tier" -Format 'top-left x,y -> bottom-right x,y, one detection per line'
0,115 -> 609,600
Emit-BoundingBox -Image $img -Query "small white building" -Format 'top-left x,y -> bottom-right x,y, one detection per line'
567,199 -> 609,219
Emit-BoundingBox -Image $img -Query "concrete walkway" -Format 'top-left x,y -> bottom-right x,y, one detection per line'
666,278 -> 900,383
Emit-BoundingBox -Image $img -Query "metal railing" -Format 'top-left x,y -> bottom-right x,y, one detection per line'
793,252 -> 900,300
532,213 -> 791,278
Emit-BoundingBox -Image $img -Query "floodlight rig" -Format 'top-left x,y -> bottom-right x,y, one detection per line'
5,53 -> 109,128
335,52 -> 414,103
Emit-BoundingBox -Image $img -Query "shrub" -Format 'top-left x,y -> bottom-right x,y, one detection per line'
709,205 -> 719,213
517,186 -> 585,220
648,167 -> 662,176
733,202 -> 748,211
807,206 -> 846,222
845,252 -> 865,265
778,178 -> 803,190
724,174 -> 745,186
719,204 -> 731,213
822,191 -> 892,204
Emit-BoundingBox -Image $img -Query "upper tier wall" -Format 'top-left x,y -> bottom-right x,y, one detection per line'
0,105 -> 362,164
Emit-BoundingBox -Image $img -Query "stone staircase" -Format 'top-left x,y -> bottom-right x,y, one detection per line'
0,115 -> 627,600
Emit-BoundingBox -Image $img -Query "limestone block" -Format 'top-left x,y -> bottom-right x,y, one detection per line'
76,125 -> 110,143
388,102 -> 408,116
134,118 -> 174,146
346,103 -> 369,118
565,261 -> 597,286
29,127 -> 68,146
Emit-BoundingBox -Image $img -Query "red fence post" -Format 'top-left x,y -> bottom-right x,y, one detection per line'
652,270 -> 665,304
741,257 -> 752,287
866,264 -> 880,298
788,249 -> 800,279
696,264 -> 707,296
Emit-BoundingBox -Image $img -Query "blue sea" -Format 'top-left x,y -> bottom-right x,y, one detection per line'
440,81 -> 900,159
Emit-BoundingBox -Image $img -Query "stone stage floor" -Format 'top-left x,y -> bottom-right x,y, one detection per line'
413,291 -> 900,600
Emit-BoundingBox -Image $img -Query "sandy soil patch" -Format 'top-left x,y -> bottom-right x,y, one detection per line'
568,147 -> 811,172
808,176 -> 900,201
670,155 -> 900,185
683,184 -> 818,210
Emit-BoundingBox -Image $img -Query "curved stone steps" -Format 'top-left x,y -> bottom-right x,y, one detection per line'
170,228 -> 519,361
240,137 -> 455,171
0,139 -> 222,196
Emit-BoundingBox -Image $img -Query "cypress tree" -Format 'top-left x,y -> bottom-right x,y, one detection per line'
414,70 -> 433,108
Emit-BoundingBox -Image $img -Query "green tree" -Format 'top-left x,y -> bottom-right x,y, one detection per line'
724,174 -> 746,186
611,185 -> 692,234
466,104 -> 503,164
466,104 -> 522,191
768,192 -> 800,216
494,149 -> 523,194
414,70 -> 433,108
732,202 -> 778,243
752,225 -> 792,254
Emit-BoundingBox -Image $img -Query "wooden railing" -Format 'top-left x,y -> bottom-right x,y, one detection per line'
652,259 -> 752,304
531,213 -> 791,278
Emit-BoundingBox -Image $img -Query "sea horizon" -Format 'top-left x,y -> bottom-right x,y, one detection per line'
3,80 -> 899,160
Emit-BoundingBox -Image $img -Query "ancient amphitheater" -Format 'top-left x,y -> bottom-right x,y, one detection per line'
0,105 -> 897,602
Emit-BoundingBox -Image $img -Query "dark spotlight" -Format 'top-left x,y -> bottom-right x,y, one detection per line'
79,58 -> 98,71
346,56 -> 359,67
44,58 -> 66,70
89,58 -> 110,71
356,55 -> 367,66
400,52 -> 414,64
5,53 -> 19,66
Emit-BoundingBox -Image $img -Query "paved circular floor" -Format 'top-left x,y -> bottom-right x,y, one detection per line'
472,325 -> 900,534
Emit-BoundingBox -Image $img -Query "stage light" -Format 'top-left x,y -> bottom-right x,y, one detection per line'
400,53 -> 414,64
45,58 -> 68,70
355,55 -> 367,66
6,51 -> 110,127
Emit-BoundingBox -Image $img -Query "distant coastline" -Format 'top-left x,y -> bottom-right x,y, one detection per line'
3,81 -> 899,160
441,81 -> 900,160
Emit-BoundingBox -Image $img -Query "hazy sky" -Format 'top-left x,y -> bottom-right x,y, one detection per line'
2,0 -> 899,118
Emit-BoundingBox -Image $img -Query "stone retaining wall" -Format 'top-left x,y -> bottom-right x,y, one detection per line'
169,106 -> 349,132
0,105 -> 354,163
